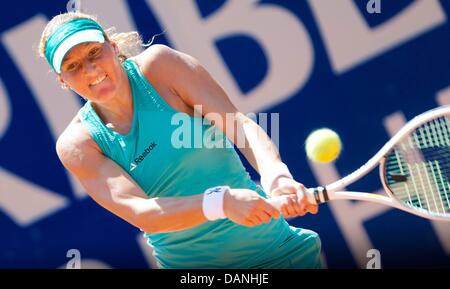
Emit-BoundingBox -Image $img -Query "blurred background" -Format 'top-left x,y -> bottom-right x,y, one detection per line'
1,0 -> 450,268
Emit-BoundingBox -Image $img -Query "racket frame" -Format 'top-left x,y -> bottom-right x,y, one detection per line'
305,105 -> 450,222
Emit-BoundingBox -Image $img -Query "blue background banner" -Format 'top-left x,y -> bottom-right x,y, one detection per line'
0,0 -> 449,268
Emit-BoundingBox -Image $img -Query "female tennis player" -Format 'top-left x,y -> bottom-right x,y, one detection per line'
39,12 -> 322,269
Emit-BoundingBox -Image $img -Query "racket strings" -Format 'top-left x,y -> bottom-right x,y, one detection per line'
384,115 -> 450,216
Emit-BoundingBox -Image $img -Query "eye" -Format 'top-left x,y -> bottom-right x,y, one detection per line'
66,62 -> 79,72
88,47 -> 102,58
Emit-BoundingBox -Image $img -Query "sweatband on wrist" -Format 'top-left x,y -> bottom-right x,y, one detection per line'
260,162 -> 293,194
202,186 -> 229,221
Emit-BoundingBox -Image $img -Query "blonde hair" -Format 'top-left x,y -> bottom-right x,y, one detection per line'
38,11 -> 144,64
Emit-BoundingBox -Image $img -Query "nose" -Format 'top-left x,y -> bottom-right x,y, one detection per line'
83,60 -> 98,76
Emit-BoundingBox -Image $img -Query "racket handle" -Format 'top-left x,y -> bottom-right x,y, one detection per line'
308,186 -> 330,204
266,186 -> 329,211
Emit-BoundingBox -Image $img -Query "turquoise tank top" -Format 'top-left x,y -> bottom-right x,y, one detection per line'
78,58 -> 301,268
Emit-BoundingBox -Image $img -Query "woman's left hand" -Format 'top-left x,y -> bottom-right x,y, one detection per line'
270,177 -> 318,218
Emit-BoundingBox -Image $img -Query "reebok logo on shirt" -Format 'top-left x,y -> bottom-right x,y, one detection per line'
130,141 -> 157,171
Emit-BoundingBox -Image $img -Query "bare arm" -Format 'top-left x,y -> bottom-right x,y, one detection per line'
56,124 -> 207,233
56,123 -> 280,233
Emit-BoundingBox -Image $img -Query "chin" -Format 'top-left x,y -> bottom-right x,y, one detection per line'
95,93 -> 116,104
91,86 -> 117,103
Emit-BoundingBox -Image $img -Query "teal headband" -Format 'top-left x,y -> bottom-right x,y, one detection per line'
45,18 -> 106,73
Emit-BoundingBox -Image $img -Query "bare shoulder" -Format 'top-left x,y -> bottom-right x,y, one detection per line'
135,44 -> 179,64
132,44 -> 205,113
134,44 -> 198,77
56,116 -> 102,175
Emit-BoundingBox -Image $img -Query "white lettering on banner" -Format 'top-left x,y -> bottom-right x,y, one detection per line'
0,167 -> 68,226
147,0 -> 314,113
1,15 -> 87,201
2,15 -> 80,138
308,0 -> 446,73
81,0 -> 138,35
0,17 -> 72,226
0,78 -> 11,140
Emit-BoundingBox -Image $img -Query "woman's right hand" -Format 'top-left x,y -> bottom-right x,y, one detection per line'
223,189 -> 280,227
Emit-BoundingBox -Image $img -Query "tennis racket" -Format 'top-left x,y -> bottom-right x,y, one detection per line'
268,105 -> 450,222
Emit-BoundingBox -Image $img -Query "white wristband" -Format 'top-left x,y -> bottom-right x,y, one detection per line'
202,186 -> 229,221
260,162 -> 293,194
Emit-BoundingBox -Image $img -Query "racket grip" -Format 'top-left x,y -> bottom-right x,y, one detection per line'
266,186 -> 328,211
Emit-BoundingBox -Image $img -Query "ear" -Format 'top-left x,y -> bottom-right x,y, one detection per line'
110,41 -> 120,56
57,74 -> 64,84
57,75 -> 69,90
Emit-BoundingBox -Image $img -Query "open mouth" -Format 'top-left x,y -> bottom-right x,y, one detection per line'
90,75 -> 107,86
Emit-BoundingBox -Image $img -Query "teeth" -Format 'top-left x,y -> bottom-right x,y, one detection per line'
91,75 -> 106,86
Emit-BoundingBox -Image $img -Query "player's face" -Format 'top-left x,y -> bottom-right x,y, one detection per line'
58,41 -> 125,103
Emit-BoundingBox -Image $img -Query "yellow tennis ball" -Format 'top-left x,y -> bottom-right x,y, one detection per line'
305,128 -> 342,163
